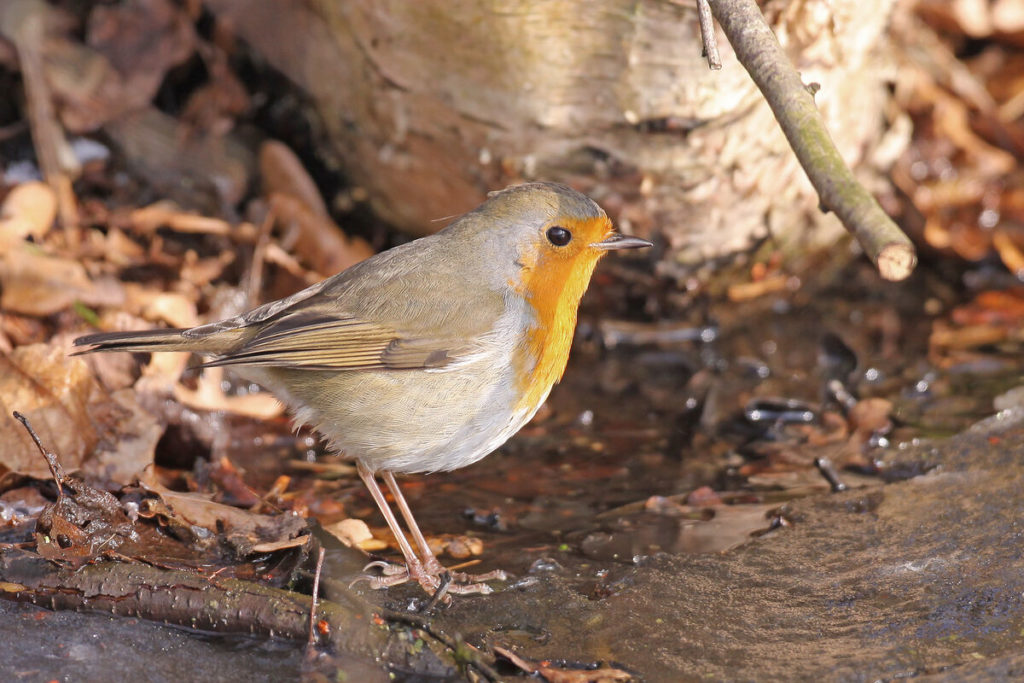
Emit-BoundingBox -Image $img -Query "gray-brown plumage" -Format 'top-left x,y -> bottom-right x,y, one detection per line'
74,182 -> 650,595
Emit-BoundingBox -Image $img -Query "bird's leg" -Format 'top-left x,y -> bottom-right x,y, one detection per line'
380,470 -> 442,573
382,470 -> 507,594
355,461 -> 437,592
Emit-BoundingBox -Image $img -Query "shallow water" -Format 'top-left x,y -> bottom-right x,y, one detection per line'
7,260 -> 1024,681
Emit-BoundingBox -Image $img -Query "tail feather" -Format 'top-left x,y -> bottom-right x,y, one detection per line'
72,328 -> 198,355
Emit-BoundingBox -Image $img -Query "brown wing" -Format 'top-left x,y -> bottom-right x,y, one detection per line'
201,309 -> 476,371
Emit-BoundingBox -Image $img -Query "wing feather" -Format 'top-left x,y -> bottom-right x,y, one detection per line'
202,310 -> 477,371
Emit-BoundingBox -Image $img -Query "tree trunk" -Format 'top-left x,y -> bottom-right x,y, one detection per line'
208,0 -> 901,264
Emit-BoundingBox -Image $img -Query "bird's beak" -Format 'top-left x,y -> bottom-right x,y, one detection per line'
590,233 -> 653,251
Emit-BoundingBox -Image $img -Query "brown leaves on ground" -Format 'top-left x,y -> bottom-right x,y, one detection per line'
0,0 -> 373,477
5,414 -> 309,576
34,473 -> 137,567
0,181 -> 56,244
137,467 -> 308,557
0,343 -> 159,484
892,1 -> 1024,273
929,288 -> 1024,369
0,0 -> 379,627
261,141 -> 375,275
0,244 -> 124,317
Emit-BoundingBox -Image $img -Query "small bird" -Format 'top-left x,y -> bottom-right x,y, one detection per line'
74,182 -> 651,596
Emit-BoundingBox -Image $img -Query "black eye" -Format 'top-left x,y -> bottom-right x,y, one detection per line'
546,226 -> 572,246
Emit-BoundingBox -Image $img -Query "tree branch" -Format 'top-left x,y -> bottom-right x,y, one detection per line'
707,0 -> 916,281
0,547 -> 381,653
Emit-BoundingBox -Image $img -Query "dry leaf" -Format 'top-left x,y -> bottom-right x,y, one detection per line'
0,343 -> 103,478
80,388 -> 162,486
138,467 -> 306,555
323,517 -> 386,550
0,181 -> 56,244
427,533 -> 484,560
494,646 -> 636,682
0,244 -> 125,316
0,342 -> 160,485
123,286 -> 199,329
129,200 -> 232,235
269,193 -> 373,276
106,108 -> 254,206
172,366 -> 284,419
260,139 -> 329,217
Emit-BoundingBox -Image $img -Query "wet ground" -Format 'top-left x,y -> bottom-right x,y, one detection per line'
4,258 -> 1024,681
429,407 -> 1024,681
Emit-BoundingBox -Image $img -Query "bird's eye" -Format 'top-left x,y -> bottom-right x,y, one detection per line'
546,226 -> 572,247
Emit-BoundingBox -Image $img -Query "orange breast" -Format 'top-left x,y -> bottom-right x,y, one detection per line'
511,220 -> 608,415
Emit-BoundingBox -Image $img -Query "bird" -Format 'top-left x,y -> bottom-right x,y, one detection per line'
74,182 -> 652,597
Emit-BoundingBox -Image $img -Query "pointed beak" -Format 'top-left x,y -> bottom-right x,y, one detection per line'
590,233 -> 653,251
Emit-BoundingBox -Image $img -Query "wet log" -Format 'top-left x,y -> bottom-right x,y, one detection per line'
0,547 -> 382,652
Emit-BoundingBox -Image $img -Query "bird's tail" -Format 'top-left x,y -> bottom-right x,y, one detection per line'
73,328 -> 204,355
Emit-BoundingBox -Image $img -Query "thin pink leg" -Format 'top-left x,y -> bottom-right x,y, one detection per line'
381,470 -> 444,573
356,461 -> 436,591
382,471 -> 507,594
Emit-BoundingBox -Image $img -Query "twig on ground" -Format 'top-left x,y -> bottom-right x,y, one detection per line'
420,571 -> 452,613
382,608 -> 502,682
0,0 -> 80,239
814,456 -> 848,493
12,411 -> 66,500
0,547 -> 383,654
308,546 -> 326,647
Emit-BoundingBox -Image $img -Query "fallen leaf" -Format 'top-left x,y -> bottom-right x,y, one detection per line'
848,398 -> 893,438
172,366 -> 284,419
494,646 -> 636,682
0,181 -> 56,245
0,342 -> 160,486
129,200 -> 232,236
106,108 -> 254,206
323,517 -> 388,551
727,274 -> 793,302
138,467 -> 307,556
425,533 -> 485,560
250,536 -> 308,553
0,244 -> 124,316
122,285 -> 199,329
0,344 -> 103,478
80,388 -> 162,486
260,139 -> 329,218
269,193 -> 374,276
930,322 -> 1008,350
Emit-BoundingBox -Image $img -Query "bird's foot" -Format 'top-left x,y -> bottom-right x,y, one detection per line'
354,557 -> 507,596
421,556 -> 509,588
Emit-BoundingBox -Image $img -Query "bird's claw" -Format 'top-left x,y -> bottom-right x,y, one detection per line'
362,560 -> 408,576
355,559 -> 507,596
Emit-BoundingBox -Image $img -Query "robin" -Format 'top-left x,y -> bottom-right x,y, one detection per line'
74,182 -> 652,597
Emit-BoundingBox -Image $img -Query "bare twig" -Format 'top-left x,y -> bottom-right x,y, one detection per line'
707,0 -> 916,281
308,546 -> 326,647
696,0 -> 721,70
246,208 -> 276,311
419,571 -> 452,614
814,456 -> 848,493
382,608 -> 502,683
12,411 -> 66,501
0,0 -> 80,239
